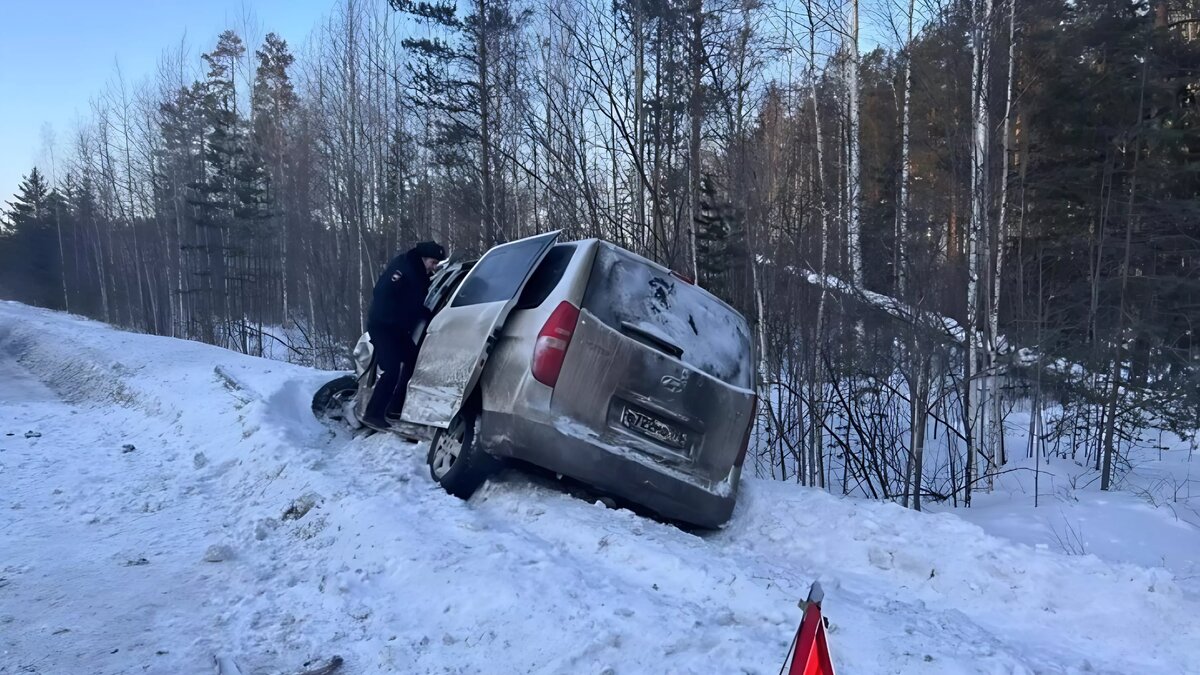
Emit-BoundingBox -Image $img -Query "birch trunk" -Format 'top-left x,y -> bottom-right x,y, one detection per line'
808,7 -> 830,489
752,254 -> 770,478
966,0 -> 993,504
687,0 -> 703,280
846,0 -> 863,288
911,361 -> 929,511
634,4 -> 646,240
991,0 -> 1016,348
988,0 -> 1017,469
895,0 -> 915,296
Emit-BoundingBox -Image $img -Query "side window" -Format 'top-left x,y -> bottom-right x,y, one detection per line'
450,235 -> 557,308
515,244 -> 576,310
427,263 -> 474,314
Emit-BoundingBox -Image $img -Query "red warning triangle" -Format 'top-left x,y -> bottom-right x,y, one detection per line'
783,583 -> 837,675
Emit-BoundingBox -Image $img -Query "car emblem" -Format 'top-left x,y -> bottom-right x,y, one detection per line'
661,371 -> 689,393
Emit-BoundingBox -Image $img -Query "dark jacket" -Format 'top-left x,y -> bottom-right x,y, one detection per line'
367,249 -> 433,339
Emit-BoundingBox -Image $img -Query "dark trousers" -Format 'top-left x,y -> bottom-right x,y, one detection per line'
365,325 -> 418,421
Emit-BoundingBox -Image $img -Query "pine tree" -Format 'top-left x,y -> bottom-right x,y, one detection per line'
391,0 -> 527,246
189,32 -> 248,333
693,175 -> 744,303
252,32 -> 298,323
0,168 -> 66,308
155,80 -> 207,336
618,0 -> 693,265
5,168 -> 51,226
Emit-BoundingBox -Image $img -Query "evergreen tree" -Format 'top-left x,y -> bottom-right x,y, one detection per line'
155,81 -> 207,335
391,0 -> 527,245
188,29 -> 272,346
693,174 -> 744,303
188,31 -> 247,335
252,32 -> 298,322
4,168 -> 51,226
0,168 -> 66,308
67,172 -> 109,319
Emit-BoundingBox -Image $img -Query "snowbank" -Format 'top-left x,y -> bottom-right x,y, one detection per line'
2,301 -> 1198,674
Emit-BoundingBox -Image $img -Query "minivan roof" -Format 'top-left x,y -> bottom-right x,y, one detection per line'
446,236 -> 746,320
564,238 -> 745,318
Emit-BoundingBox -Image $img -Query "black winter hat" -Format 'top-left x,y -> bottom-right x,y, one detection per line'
413,241 -> 446,260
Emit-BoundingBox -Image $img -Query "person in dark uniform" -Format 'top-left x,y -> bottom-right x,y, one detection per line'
363,240 -> 446,431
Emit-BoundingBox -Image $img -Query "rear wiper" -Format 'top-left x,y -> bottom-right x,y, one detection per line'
620,321 -> 684,358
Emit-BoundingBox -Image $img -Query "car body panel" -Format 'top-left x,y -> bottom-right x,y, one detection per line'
477,240 -> 598,419
402,231 -> 559,428
470,239 -> 755,527
338,234 -> 756,527
347,260 -> 477,429
549,310 -> 755,483
480,411 -> 739,528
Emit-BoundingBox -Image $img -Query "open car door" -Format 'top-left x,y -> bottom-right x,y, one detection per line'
401,231 -> 561,428
409,259 -> 476,346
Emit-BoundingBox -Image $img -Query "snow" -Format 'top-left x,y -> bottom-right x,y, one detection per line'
795,268 -> 966,344
587,245 -> 753,387
3,300 -> 1200,674
932,410 -> 1200,596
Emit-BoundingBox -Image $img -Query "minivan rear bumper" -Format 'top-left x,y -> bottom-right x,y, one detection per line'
480,412 -> 737,528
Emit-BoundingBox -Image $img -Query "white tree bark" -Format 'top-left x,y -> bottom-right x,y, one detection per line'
808,4 -> 830,489
752,253 -> 770,478
846,0 -> 863,288
895,0 -> 915,297
988,0 -> 1017,469
991,0 -> 1016,356
967,0 -> 993,502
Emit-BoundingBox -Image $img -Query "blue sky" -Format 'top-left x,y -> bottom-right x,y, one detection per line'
0,0 -> 329,203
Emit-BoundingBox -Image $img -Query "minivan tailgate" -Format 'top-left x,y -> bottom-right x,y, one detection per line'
551,310 -> 754,482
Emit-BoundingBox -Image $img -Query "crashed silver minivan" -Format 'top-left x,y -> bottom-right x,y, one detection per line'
324,232 -> 757,528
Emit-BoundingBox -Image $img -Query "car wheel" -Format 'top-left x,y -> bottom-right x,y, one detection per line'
312,375 -> 359,423
427,409 -> 495,499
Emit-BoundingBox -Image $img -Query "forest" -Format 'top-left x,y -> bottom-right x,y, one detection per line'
3,0 -> 1199,509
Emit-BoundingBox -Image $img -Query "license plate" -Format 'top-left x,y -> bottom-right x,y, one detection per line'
621,407 -> 687,449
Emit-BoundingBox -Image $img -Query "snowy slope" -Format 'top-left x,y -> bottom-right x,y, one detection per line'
932,420 -> 1200,597
2,301 -> 1198,675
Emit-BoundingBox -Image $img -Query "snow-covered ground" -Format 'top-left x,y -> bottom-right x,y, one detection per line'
934,417 -> 1200,597
2,301 -> 1198,675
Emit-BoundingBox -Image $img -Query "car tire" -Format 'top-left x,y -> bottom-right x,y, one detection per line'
312,375 -> 359,423
427,409 -> 496,499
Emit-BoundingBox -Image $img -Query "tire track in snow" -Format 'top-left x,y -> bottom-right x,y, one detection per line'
0,352 -> 228,674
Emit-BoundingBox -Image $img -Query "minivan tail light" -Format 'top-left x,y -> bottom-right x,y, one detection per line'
532,301 -> 580,388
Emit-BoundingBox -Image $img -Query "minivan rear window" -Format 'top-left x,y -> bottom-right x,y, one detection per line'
582,245 -> 753,388
451,236 -> 555,308
516,244 -> 576,309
